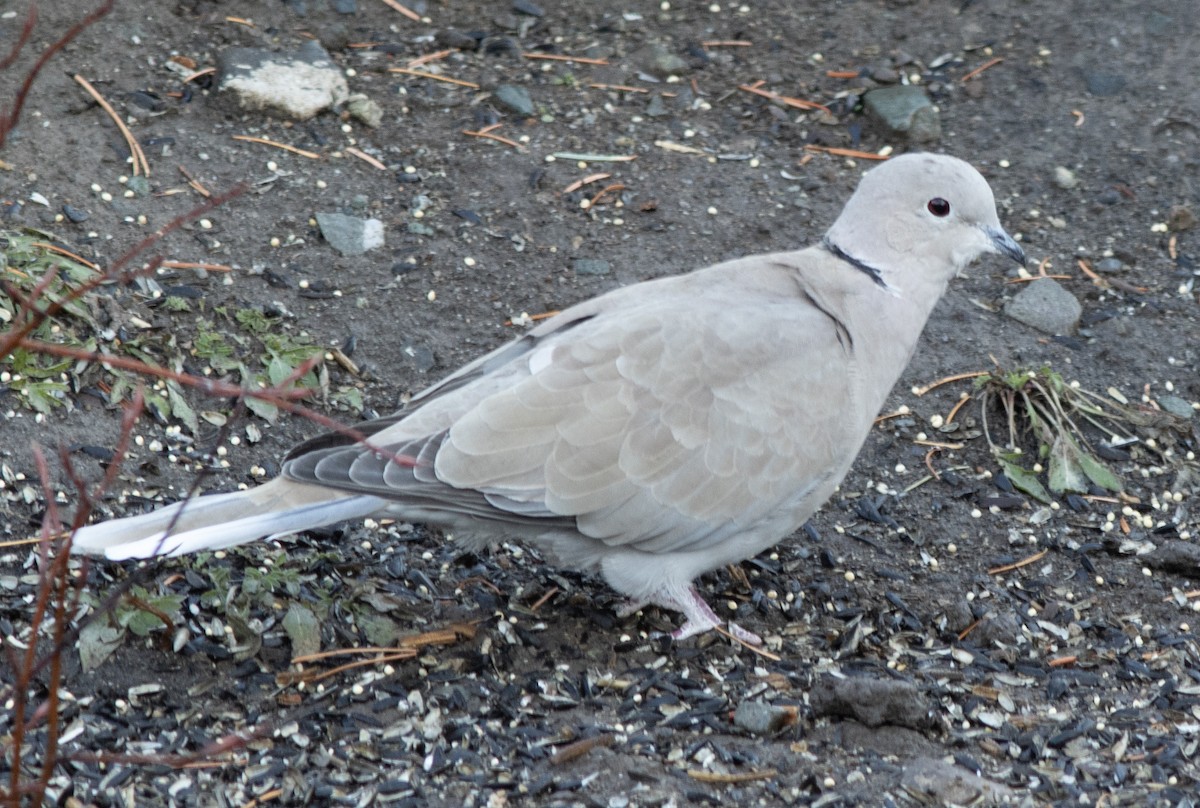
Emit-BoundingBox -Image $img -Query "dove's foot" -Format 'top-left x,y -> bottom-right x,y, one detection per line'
618,586 -> 762,646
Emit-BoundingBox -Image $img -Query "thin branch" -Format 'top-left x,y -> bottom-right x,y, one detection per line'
0,0 -> 115,149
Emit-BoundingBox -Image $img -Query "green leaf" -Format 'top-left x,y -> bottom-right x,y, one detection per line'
1077,448 -> 1122,492
224,611 -> 263,662
331,386 -> 364,413
1047,435 -> 1089,495
358,612 -> 400,647
244,394 -> 279,423
235,307 -> 274,336
119,591 -> 184,637
997,456 -> 1052,504
20,380 -> 69,413
282,603 -> 322,658
78,618 -> 125,671
267,355 -> 292,387
166,380 -> 199,433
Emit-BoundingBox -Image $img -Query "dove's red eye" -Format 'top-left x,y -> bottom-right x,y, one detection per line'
927,198 -> 951,217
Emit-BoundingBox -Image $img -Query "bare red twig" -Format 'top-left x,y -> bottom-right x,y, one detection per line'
0,4 -> 37,72
0,0 -> 115,149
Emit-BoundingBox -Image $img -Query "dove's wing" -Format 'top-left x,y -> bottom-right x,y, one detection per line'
281,254 -> 871,556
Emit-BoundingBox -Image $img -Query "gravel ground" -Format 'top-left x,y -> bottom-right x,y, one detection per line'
2,1 -> 1199,806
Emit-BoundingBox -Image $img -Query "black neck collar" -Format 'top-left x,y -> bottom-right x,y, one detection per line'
822,237 -> 888,289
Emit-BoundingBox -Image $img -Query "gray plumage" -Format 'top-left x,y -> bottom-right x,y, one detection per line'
70,153 -> 1025,642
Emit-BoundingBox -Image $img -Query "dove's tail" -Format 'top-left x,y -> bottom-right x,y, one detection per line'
69,478 -> 385,561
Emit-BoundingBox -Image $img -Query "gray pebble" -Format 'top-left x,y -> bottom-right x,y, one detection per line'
62,204 -> 89,223
219,41 -> 348,119
126,176 -> 151,198
634,43 -> 690,78
346,95 -> 383,128
1053,166 -> 1078,190
573,258 -> 611,276
436,29 -> 479,51
901,757 -> 1016,805
1094,257 -> 1124,273
869,67 -> 899,84
971,611 -> 1022,647
1003,278 -> 1082,335
513,0 -> 544,16
494,84 -> 534,117
863,86 -> 940,143
644,94 -> 669,118
733,700 -> 793,736
1081,69 -> 1126,97
809,675 -> 934,730
402,343 -> 436,372
1158,395 -> 1195,420
315,212 -> 385,256
1145,11 -> 1173,36
1168,205 -> 1195,232
1147,540 -> 1200,577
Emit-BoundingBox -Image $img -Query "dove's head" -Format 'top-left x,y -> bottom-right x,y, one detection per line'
824,153 -> 1025,289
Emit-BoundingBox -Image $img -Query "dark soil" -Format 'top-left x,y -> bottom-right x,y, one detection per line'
2,1 -> 1199,806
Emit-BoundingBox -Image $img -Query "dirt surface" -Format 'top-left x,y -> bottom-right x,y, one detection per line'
3,0 -> 1200,805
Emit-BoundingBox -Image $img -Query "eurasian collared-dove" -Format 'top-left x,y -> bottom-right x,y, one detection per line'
70,153 -> 1025,643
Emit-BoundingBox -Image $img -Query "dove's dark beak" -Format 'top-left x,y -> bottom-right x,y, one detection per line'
987,226 -> 1026,267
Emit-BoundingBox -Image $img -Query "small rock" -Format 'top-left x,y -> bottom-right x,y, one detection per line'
28,191 -> 49,206
1004,278 -> 1082,335
644,94 -> 669,117
971,611 -> 1022,647
809,676 -> 934,730
863,86 -> 940,143
126,176 -> 151,198
482,36 -> 520,57
62,204 -> 89,223
331,0 -> 356,13
733,700 -> 795,736
634,43 -> 690,79
573,258 -> 611,276
315,212 -> 385,256
127,90 -> 167,113
436,29 -> 480,51
219,41 -> 348,119
494,84 -> 535,117
1158,395 -> 1195,420
1147,540 -> 1200,576
869,67 -> 899,84
907,106 -> 941,144
1168,205 -> 1196,232
1094,257 -> 1124,273
1145,12 -> 1173,36
402,343 -> 436,372
513,0 -> 544,16
1053,166 -> 1078,190
1081,69 -> 1126,97
345,94 -> 383,128
901,757 -> 1017,804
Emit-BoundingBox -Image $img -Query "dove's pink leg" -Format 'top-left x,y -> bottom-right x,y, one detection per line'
618,586 -> 763,646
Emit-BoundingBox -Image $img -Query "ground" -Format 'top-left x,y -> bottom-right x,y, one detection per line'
2,0 -> 1199,806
